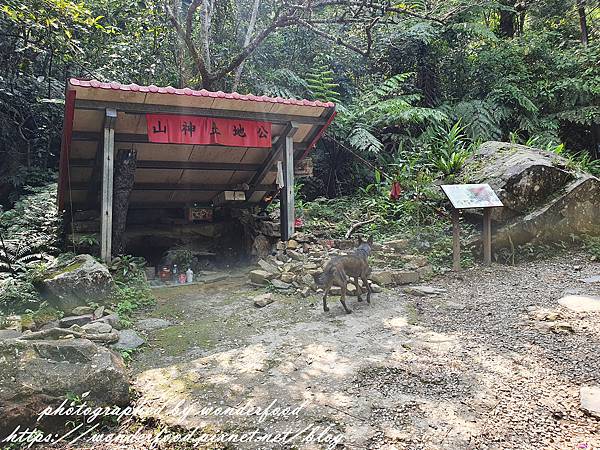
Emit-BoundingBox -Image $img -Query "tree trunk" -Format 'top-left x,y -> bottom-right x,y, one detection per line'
499,3 -> 516,38
111,149 -> 137,256
233,0 -> 261,91
578,0 -> 589,46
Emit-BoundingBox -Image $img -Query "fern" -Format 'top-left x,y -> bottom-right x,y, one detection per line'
438,99 -> 507,141
348,126 -> 383,154
0,237 -> 56,274
254,69 -> 309,99
335,73 -> 446,156
305,64 -> 340,103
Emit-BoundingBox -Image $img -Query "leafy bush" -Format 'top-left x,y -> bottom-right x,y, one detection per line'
584,236 -> 600,260
0,276 -> 41,313
111,278 -> 155,328
0,184 -> 61,279
422,121 -> 475,180
108,255 -> 147,282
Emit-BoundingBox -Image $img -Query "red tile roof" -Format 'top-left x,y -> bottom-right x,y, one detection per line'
69,78 -> 335,108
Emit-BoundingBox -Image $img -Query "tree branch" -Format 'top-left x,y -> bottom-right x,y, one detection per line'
166,1 -> 210,83
213,13 -> 289,82
297,18 -> 370,56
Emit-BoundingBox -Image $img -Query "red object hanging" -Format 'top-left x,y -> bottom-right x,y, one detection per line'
389,181 -> 402,200
146,114 -> 272,147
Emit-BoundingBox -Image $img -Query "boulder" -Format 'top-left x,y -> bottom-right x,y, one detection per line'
370,270 -> 394,286
96,313 -> 120,330
257,259 -> 279,275
0,329 -> 21,340
82,322 -> 113,334
59,314 -> 93,328
39,254 -> 115,312
280,272 -> 295,284
249,269 -> 273,285
558,294 -> 600,312
135,318 -> 172,332
253,293 -> 275,308
460,141 -> 600,247
271,279 -> 292,290
0,338 -> 129,436
391,270 -> 420,285
111,329 -> 145,351
580,385 -> 600,418
71,306 -> 95,315
385,239 -> 410,252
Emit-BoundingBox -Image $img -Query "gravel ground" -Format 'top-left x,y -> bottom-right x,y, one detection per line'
53,251 -> 600,450
364,252 -> 600,450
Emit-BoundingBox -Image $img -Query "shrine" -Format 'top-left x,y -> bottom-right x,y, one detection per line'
58,79 -> 336,262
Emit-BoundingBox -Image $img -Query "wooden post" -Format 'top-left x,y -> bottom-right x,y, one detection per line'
452,208 -> 461,271
100,108 -> 117,262
280,122 -> 298,241
483,208 -> 492,265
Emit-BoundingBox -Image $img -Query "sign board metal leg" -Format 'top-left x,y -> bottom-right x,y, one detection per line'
100,108 -> 117,262
483,208 -> 492,265
452,208 -> 461,271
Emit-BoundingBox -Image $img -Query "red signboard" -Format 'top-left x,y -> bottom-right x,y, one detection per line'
146,114 -> 272,148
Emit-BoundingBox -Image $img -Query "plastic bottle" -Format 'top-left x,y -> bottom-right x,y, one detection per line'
186,268 -> 193,283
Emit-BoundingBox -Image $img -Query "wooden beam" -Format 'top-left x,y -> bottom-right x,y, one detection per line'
71,182 -> 276,192
72,130 -> 310,152
100,108 -> 117,263
294,108 -> 333,160
71,159 -> 262,172
69,201 -> 259,210
452,208 -> 461,271
75,99 -> 329,125
246,122 -> 299,199
280,124 -> 297,241
483,208 -> 492,265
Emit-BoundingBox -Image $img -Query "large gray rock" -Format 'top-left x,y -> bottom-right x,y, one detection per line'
111,329 -> 145,350
461,141 -> 600,247
40,254 -> 115,312
0,338 -> 129,436
580,385 -> 600,418
135,318 -> 172,332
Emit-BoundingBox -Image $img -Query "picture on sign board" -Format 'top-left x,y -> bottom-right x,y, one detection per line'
441,184 -> 503,209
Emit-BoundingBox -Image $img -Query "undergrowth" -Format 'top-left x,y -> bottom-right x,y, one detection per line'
108,256 -> 155,328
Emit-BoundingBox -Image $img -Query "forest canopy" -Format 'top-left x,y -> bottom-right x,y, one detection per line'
0,0 -> 598,201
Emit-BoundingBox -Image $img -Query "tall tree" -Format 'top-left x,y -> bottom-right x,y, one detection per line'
577,0 -> 589,46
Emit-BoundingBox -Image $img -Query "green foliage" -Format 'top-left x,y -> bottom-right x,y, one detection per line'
0,238 -> 53,275
584,236 -> 600,260
0,183 -> 60,312
305,64 -> 340,103
108,255 -> 147,282
112,279 -> 155,328
0,276 -> 41,312
163,246 -> 195,271
335,73 -> 446,156
422,122 -> 475,179
0,184 -> 60,245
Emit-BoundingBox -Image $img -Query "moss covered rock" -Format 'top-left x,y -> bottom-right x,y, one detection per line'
39,254 -> 115,312
0,338 -> 129,436
461,141 -> 600,247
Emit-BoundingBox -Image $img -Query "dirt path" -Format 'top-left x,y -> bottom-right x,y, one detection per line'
129,254 -> 600,449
